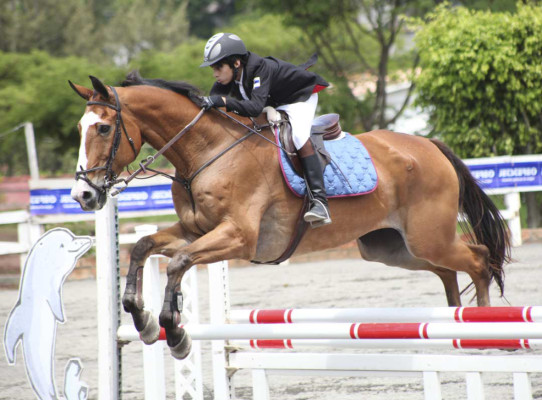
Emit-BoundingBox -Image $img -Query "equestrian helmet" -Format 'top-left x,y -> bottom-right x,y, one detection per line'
200,33 -> 247,67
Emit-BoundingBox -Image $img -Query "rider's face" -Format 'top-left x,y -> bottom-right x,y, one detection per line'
211,60 -> 241,85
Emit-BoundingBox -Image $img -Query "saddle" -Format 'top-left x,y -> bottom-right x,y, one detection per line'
278,112 -> 343,175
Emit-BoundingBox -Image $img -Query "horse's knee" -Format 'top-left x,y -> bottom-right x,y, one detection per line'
167,253 -> 192,277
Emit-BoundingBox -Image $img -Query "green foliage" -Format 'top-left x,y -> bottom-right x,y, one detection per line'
103,0 -> 190,63
242,0 -> 430,130
225,14 -> 310,65
0,51 -> 123,175
1,0 -> 190,63
186,0 -> 238,38
414,3 -> 542,157
131,13 -> 314,93
130,38 -> 211,92
0,0 -> 83,55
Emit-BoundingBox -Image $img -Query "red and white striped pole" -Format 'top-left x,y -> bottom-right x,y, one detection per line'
117,321 -> 542,341
230,306 -> 541,324
233,338 -> 540,351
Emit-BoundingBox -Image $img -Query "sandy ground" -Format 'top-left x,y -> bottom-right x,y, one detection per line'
2,243 -> 542,399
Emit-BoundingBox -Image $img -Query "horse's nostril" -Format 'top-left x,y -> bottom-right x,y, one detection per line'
81,191 -> 93,201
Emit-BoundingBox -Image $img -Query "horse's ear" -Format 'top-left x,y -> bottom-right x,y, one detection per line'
89,75 -> 110,100
68,81 -> 92,100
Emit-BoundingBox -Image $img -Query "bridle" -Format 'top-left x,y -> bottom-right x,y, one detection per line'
75,86 -> 137,195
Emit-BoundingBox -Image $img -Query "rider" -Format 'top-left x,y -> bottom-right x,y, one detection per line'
199,32 -> 332,227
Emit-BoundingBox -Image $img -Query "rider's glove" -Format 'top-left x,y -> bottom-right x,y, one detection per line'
201,95 -> 225,110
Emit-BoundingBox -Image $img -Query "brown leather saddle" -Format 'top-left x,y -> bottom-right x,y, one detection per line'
279,113 -> 342,174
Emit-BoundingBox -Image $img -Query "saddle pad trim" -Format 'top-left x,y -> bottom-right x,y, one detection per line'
275,127 -> 379,198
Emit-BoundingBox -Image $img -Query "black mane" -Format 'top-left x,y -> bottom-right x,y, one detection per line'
121,70 -> 202,103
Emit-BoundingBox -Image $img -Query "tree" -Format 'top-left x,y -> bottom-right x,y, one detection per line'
186,0 -> 237,38
0,51 -> 123,176
0,0 -> 191,63
414,3 -> 542,226
103,0 -> 190,64
131,14 -> 312,92
243,0 -> 438,132
0,0 -> 84,55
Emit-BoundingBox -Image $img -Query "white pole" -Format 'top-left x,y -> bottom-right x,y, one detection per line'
136,225 -> 166,400
118,322 -> 542,341
208,261 -> 234,400
17,217 -> 42,273
175,265 -> 204,400
24,122 -> 39,180
505,192 -> 522,246
95,198 -> 121,399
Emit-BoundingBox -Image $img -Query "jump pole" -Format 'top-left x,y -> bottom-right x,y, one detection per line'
230,306 -> 542,324
117,321 -> 542,340
233,338 -> 540,350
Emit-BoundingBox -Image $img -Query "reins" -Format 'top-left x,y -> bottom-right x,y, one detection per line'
107,105 -> 292,210
110,108 -> 206,196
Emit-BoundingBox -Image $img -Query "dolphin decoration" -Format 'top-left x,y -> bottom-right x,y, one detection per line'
3,228 -> 92,400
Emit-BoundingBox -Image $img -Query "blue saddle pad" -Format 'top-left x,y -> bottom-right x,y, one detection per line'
277,131 -> 378,198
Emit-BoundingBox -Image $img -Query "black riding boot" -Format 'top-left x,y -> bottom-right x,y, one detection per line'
300,153 -> 332,227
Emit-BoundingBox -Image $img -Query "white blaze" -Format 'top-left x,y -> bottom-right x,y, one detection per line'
71,111 -> 103,199
76,111 -> 102,171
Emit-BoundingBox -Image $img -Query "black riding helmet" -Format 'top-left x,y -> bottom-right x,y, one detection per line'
200,33 -> 247,67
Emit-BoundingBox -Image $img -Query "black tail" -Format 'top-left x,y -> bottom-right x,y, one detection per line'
430,139 -> 511,296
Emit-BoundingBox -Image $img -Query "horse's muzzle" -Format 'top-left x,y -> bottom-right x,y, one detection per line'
71,181 -> 107,211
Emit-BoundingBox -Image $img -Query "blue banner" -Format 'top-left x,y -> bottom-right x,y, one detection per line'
30,160 -> 542,215
30,184 -> 174,215
467,161 -> 542,190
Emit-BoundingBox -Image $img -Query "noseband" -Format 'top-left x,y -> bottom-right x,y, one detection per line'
75,86 -> 137,195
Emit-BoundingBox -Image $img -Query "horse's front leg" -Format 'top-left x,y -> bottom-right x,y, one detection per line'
159,221 -> 255,360
122,222 -> 191,344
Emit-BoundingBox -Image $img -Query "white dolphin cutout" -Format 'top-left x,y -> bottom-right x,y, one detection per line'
3,228 -> 92,400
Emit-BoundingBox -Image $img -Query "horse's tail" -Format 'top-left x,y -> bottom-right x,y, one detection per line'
430,138 -> 511,296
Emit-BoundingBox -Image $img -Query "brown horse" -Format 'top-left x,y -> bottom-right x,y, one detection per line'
69,73 -> 510,360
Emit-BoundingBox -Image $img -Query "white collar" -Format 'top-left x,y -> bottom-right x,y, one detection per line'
235,68 -> 244,85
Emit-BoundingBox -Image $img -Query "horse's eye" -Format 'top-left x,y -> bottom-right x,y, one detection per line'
97,124 -> 111,135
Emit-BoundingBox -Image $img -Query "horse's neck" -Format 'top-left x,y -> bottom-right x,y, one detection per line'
126,89 -> 247,177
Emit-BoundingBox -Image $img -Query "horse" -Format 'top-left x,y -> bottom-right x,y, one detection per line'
68,72 -> 510,360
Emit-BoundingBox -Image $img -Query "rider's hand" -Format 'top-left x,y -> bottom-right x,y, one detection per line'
201,95 -> 225,110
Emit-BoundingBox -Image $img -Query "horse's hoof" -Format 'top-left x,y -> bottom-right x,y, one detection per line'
139,314 -> 161,345
169,328 -> 192,360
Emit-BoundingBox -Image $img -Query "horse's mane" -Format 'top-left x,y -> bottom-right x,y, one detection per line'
121,70 -> 202,105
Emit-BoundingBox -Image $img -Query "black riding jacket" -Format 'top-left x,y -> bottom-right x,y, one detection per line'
210,52 -> 329,117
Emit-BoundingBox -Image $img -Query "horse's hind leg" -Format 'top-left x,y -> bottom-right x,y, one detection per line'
414,239 -> 491,306
403,208 -> 492,306
122,222 -> 190,344
357,229 -> 462,306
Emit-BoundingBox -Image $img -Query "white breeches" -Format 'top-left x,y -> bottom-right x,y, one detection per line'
277,93 -> 318,150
